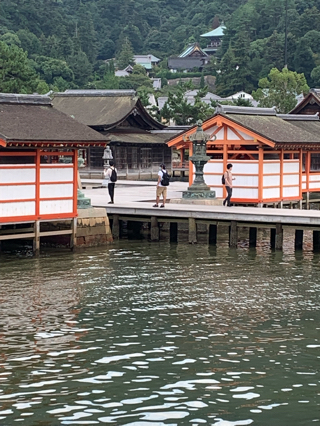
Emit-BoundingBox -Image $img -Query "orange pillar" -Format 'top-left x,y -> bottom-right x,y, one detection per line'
188,142 -> 193,187
280,149 -> 284,202
35,149 -> 41,218
258,146 -> 263,203
73,149 -> 78,216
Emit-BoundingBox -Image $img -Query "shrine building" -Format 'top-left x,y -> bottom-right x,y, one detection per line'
168,105 -> 320,205
0,93 -> 108,245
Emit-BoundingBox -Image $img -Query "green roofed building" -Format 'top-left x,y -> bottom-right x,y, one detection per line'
200,24 -> 226,55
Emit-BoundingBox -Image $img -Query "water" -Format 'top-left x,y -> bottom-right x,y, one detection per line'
0,240 -> 319,425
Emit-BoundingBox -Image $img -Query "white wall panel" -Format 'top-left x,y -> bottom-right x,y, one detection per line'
264,161 -> 280,174
206,125 -> 218,138
283,161 -> 299,173
40,184 -> 73,198
263,175 -> 280,187
227,127 -> 240,140
263,187 -> 280,199
0,185 -> 35,201
283,186 -> 300,197
237,129 -> 254,140
283,174 -> 299,186
215,128 -> 224,140
309,182 -> 320,189
0,201 -> 35,218
309,173 -> 320,182
235,187 -> 258,199
235,175 -> 259,187
40,166 -> 73,182
205,161 -> 224,173
302,175 -> 306,182
203,175 -> 222,186
0,168 -> 35,183
302,183 -> 307,189
40,200 -> 73,215
233,162 -> 258,174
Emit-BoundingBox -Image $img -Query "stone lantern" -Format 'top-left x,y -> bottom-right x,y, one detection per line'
182,120 -> 216,199
102,146 -> 113,168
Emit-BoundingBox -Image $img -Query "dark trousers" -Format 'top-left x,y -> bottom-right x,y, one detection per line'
108,182 -> 115,203
224,186 -> 232,206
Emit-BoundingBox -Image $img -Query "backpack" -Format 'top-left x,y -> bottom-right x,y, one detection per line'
110,167 -> 117,183
221,173 -> 225,185
161,171 -> 170,186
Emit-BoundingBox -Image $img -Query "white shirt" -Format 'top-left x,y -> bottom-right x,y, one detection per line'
158,169 -> 164,187
104,166 -> 117,183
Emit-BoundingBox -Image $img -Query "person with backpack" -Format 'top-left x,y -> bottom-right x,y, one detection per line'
104,160 -> 117,204
153,163 -> 170,208
223,163 -> 235,207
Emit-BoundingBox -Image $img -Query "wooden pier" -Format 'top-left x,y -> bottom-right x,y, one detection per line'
103,202 -> 320,250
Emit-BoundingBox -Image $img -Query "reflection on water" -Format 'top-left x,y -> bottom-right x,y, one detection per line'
0,240 -> 319,426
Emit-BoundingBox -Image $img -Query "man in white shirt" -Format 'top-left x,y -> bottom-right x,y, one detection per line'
153,163 -> 167,208
104,160 -> 117,204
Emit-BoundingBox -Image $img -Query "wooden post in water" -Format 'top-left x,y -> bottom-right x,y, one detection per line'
188,218 -> 197,244
209,224 -> 217,245
295,229 -> 303,250
170,222 -> 178,243
112,214 -> 120,239
249,227 -> 257,248
275,223 -> 283,250
313,230 -> 320,251
70,217 -> 77,250
33,220 -> 40,255
229,221 -> 238,248
151,216 -> 159,241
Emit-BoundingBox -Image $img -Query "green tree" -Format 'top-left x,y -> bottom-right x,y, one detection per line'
160,81 -> 214,125
68,50 -> 92,87
0,41 -> 39,93
116,38 -> 135,70
252,67 -> 309,113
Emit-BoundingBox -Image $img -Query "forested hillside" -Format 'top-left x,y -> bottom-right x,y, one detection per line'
1,0 -> 320,97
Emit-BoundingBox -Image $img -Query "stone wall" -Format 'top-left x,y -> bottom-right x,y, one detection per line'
77,208 -> 113,246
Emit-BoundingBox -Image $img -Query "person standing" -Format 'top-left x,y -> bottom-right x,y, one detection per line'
223,163 -> 235,207
104,160 -> 117,204
153,163 -> 168,208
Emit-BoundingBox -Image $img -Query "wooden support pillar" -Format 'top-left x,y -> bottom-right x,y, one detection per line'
112,214 -> 120,239
295,229 -> 303,251
188,217 -> 197,244
313,230 -> 320,251
271,224 -> 283,250
229,221 -> 238,248
70,217 -> 77,250
151,216 -> 159,241
249,227 -> 257,248
33,220 -> 40,255
170,222 -> 178,243
306,192 -> 310,210
209,224 -> 217,245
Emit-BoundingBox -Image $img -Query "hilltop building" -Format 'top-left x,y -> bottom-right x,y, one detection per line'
168,43 -> 209,72
200,24 -> 226,55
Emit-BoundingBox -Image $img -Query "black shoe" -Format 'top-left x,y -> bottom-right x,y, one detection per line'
153,204 -> 159,207
223,201 -> 226,206
160,204 -> 165,208
108,201 -> 114,204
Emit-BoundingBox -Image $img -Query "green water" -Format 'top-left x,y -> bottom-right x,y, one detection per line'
0,240 -> 319,426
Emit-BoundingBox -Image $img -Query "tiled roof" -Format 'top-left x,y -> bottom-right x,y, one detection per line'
201,25 -> 226,38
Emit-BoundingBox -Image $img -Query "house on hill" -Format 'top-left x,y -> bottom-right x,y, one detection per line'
52,90 -> 178,179
168,105 -> 320,205
168,43 -> 209,73
200,24 -> 226,55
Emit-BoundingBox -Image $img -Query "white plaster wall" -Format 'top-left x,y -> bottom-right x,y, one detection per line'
263,161 -> 280,174
0,167 -> 35,183
235,175 -> 259,187
283,161 -> 299,173
227,127 -> 240,140
309,181 -> 320,189
0,185 -> 35,201
263,187 -> 280,199
204,161 -> 224,173
233,161 -> 259,174
283,174 -> 299,186
283,186 -> 300,197
309,174 -> 320,182
0,201 -> 35,218
214,128 -> 224,140
215,188 -> 224,198
302,183 -> 307,190
237,129 -> 254,140
40,166 -> 73,182
263,175 -> 280,187
235,187 -> 259,199
40,184 -> 73,198
40,200 -> 73,215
